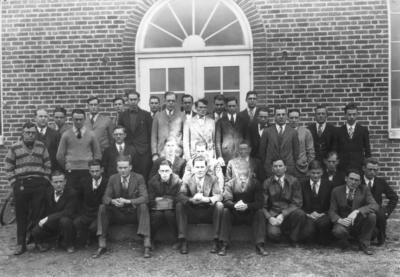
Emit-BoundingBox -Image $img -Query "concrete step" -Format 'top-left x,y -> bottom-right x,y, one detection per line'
108,224 -> 254,241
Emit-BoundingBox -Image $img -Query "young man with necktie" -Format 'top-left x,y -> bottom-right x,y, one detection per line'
238,91 -> 259,127
249,106 -> 270,160
112,97 -> 125,126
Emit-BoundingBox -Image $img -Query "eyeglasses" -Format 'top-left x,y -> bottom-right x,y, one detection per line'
113,133 -> 125,137
24,131 -> 37,135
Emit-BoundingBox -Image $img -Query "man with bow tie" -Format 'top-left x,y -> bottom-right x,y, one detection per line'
249,107 -> 270,160
181,94 -> 197,120
73,160 -> 108,247
321,151 -> 346,188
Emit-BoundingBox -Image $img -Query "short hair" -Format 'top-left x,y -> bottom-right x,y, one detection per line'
192,156 -> 208,167
34,108 -> 47,116
195,141 -> 208,149
344,103 -> 358,113
87,96 -> 100,104
246,91 -> 258,99
116,155 -> 132,165
195,98 -> 208,108
125,90 -> 141,99
272,156 -> 286,166
214,95 -> 225,102
346,168 -> 361,178
164,92 -> 176,100
275,105 -> 287,114
22,121 -> 38,131
53,107 -> 67,116
238,140 -> 251,148
325,150 -> 339,160
71,109 -> 86,118
288,109 -> 301,117
113,97 -> 125,104
51,170 -> 66,180
314,105 -> 328,113
164,136 -> 177,145
225,96 -> 238,104
159,160 -> 172,169
88,159 -> 102,168
113,125 -> 126,134
182,94 -> 193,102
308,160 -> 323,171
363,158 -> 379,167
258,106 -> 270,115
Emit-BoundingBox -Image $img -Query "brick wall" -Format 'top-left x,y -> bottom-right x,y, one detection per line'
1,0 -> 399,217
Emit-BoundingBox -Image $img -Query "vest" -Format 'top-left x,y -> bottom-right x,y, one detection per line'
315,131 -> 328,161
310,191 -> 323,214
120,186 -> 134,213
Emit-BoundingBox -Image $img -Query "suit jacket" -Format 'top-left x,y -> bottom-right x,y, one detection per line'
78,176 -> 108,217
183,157 -> 224,191
329,185 -> 378,222
183,110 -> 197,120
238,108 -> 258,128
84,114 -> 115,154
307,122 -> 338,162
177,174 -> 221,205
249,123 -> 270,159
44,186 -> 77,225
149,155 -> 186,180
336,123 -> 371,172
301,179 -> 334,215
37,126 -> 61,172
225,157 -> 267,183
259,125 -> 300,177
295,126 -> 315,174
321,169 -> 346,188
206,111 -> 226,123
361,176 -> 399,216
49,123 -> 72,135
101,144 -> 139,178
151,109 -> 186,157
118,108 -> 152,155
183,116 -> 215,161
215,114 -> 250,164
147,173 -> 183,209
223,177 -> 263,211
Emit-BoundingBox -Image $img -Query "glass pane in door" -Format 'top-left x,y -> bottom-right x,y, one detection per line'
223,66 -> 240,90
150,69 -> 166,92
168,68 -> 185,91
204,67 -> 221,91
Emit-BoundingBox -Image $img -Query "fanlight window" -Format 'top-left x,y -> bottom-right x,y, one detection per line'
144,0 -> 245,49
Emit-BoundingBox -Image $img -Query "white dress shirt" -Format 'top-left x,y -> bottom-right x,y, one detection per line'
93,177 -> 102,190
72,126 -> 86,137
317,122 -> 326,133
196,177 -> 205,193
364,177 -> 374,188
227,113 -> 237,122
310,179 -> 321,194
275,175 -> 285,188
54,191 -> 63,202
38,126 -> 48,135
90,113 -> 99,123
276,124 -> 286,133
116,142 -> 125,153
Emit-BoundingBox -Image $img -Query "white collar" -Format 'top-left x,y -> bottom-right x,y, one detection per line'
228,113 -> 237,120
166,109 -> 174,115
310,179 -> 321,186
120,174 -> 130,183
72,126 -> 86,134
37,125 -> 48,133
116,142 -> 125,150
346,123 -> 356,130
93,177 -> 102,188
346,186 -> 356,193
90,113 -> 99,121
276,124 -> 286,132
275,175 -> 285,181
247,107 -> 256,113
364,177 -> 374,186
317,122 -> 326,130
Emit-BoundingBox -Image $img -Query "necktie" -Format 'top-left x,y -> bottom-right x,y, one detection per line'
119,145 -> 123,155
249,109 -> 254,121
91,116 -> 95,125
41,128 -> 45,136
115,114 -> 119,124
197,179 -> 203,194
230,115 -> 235,126
241,181 -> 246,191
328,170 -> 335,177
93,180 -> 99,194
312,182 -> 318,197
55,190 -> 62,196
77,128 -> 82,139
349,127 -> 354,139
368,181 -> 372,190
279,178 -> 284,189
317,124 -> 323,137
122,177 -> 128,190
347,189 -> 354,206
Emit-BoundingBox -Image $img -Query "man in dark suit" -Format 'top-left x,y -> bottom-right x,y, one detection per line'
181,94 -> 197,120
337,103 -> 371,173
101,125 -> 138,178
329,169 -> 378,255
238,91 -> 259,128
35,108 -> 61,172
300,161 -> 334,245
52,107 -> 72,135
118,90 -> 153,181
94,155 -> 151,258
249,107 -> 270,160
307,105 -> 338,164
149,136 -> 186,180
260,105 -> 300,178
73,160 -> 108,247
215,96 -> 250,170
362,158 -> 398,246
176,156 -> 223,254
32,171 -> 77,253
206,94 -> 226,123
322,151 -> 346,187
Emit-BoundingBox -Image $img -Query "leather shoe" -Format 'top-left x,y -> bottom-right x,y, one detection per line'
340,238 -> 349,250
217,243 -> 228,256
256,243 -> 269,256
92,247 -> 107,259
14,245 -> 26,256
210,239 -> 219,253
143,247 -> 151,258
36,243 -> 50,252
289,239 -> 299,248
172,240 -> 182,250
359,242 -> 373,255
180,240 -> 188,254
67,246 -> 75,253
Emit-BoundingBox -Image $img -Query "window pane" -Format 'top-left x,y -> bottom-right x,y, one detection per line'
150,69 -> 166,92
151,4 -> 185,41
204,67 -> 221,90
144,24 -> 182,48
391,43 -> 400,70
204,92 -> 220,113
392,101 -> 400,128
195,0 -> 218,35
391,17 -> 400,41
202,2 -> 238,40
392,72 -> 400,100
168,68 -> 185,91
206,21 -> 244,46
169,0 -> 192,36
223,66 -> 240,90
389,0 -> 400,13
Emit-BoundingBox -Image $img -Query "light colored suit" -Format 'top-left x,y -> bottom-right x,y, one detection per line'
183,116 -> 215,161
183,157 -> 224,191
151,109 -> 186,157
294,126 -> 315,180
178,174 -> 221,204
84,114 -> 115,154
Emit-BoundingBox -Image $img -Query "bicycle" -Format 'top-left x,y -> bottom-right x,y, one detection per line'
0,190 -> 16,226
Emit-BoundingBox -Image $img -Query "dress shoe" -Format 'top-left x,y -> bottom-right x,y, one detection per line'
340,238 -> 349,250
14,245 -> 26,256
218,243 -> 228,256
256,243 -> 269,256
172,240 -> 182,250
36,243 -> 50,252
289,239 -> 299,248
92,247 -> 107,259
359,242 -> 373,255
180,240 -> 188,254
67,246 -> 75,253
143,247 -> 151,258
210,239 -> 219,253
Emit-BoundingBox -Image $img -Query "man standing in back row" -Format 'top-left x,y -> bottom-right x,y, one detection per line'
239,91 -> 259,128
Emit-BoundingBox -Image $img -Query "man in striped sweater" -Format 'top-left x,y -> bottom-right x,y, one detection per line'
5,121 -> 52,255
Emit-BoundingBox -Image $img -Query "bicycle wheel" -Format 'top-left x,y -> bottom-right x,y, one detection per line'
0,193 -> 16,226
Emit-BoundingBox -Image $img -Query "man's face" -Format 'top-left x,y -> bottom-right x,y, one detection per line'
238,169 -> 249,183
309,168 -> 323,183
345,109 -> 357,125
117,161 -> 132,177
275,109 -> 287,126
246,94 -> 257,109
87,99 -> 100,115
272,160 -> 286,177
214,100 -> 225,114
35,110 -> 49,128
72,113 -> 85,129
54,112 -> 66,127
114,100 -> 125,113
193,161 -> 207,178
195,145 -> 207,158
315,108 -> 327,124
226,100 -> 237,115
196,102 -> 207,116
22,126 -> 37,143
324,155 -> 339,171
89,165 -> 103,181
363,163 -> 378,180
288,111 -> 300,129
128,94 -> 140,110
345,172 -> 361,190
164,141 -> 176,156
182,97 -> 193,112
237,144 -> 250,159
158,165 -> 172,182
257,111 -> 269,126
113,128 -> 126,144
51,174 -> 66,192
164,95 -> 176,111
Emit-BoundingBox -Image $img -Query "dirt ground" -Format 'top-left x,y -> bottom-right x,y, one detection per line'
0,220 -> 399,277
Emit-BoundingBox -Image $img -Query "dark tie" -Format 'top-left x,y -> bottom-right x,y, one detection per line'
317,124 -> 323,137
249,109 -> 254,121
90,116 -> 95,125
119,145 -> 123,155
93,180 -> 99,194
55,190 -> 62,197
230,115 -> 235,126
115,114 -> 119,124
122,177 -> 128,190
347,189 -> 354,207
327,170 -> 335,177
312,182 -> 318,197
77,128 -> 82,139
278,126 -> 283,149
185,111 -> 191,115
368,181 -> 372,190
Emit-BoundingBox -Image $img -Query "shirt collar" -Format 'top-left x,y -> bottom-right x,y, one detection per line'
228,113 -> 236,120
93,177 -> 102,187
121,173 -> 131,183
346,186 -> 355,194
247,107 -> 256,113
166,109 -> 174,115
73,126 -> 86,133
90,113 -> 99,121
346,122 -> 356,130
116,142 -> 125,150
275,175 -> 285,181
37,125 -> 48,133
364,177 -> 374,186
318,122 -> 326,130
129,107 -> 139,113
310,179 -> 321,187
276,124 -> 286,132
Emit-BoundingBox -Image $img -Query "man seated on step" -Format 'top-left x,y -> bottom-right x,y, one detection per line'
32,170 -> 77,253
93,155 -> 151,259
219,162 -> 268,256
175,156 -> 223,254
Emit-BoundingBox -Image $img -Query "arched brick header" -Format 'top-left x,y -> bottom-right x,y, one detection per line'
121,0 -> 268,97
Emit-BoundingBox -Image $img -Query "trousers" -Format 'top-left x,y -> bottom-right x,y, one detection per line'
332,213 -> 376,245
266,209 -> 306,242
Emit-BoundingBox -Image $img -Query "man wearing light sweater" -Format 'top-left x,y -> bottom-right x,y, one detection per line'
57,109 -> 101,191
